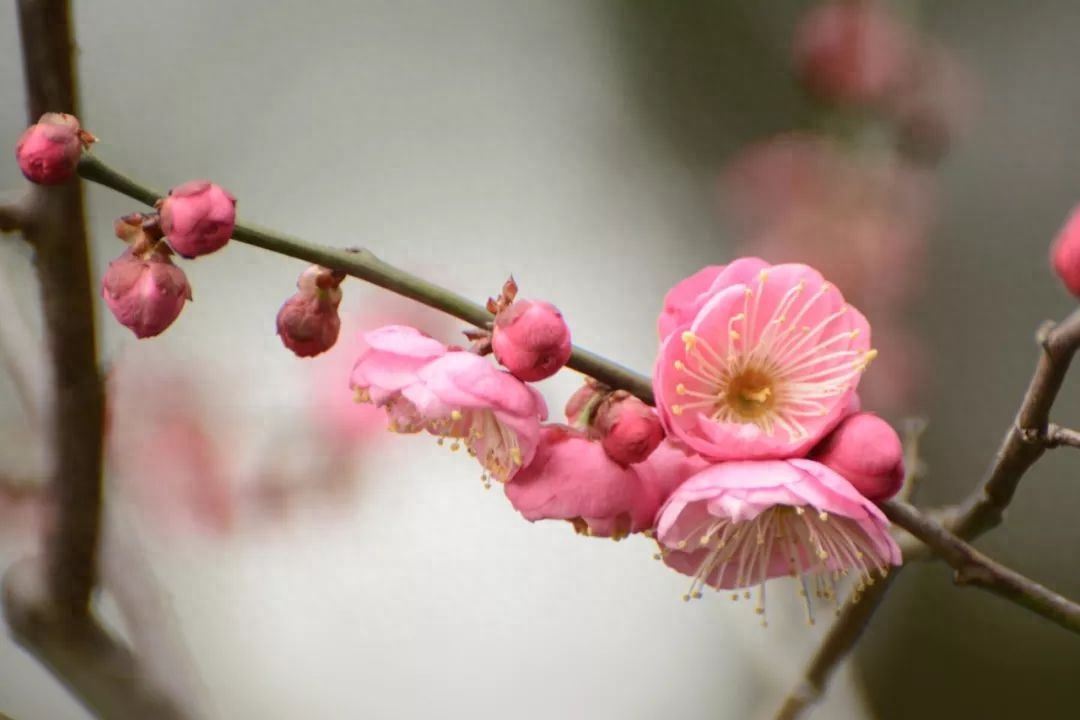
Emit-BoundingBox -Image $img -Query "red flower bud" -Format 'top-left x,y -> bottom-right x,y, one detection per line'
811,412 -> 904,501
594,391 -> 665,466
159,180 -> 237,258
101,245 -> 192,339
15,113 -> 95,185
491,299 -> 572,382
276,265 -> 344,358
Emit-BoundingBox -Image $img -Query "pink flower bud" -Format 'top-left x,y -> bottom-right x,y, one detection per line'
1052,204 -> 1080,298
810,412 -> 904,501
564,381 -> 604,426
102,245 -> 192,339
593,391 -> 665,466
276,265 -> 344,358
793,0 -> 914,107
15,113 -> 95,185
159,180 -> 237,258
491,299 -> 571,382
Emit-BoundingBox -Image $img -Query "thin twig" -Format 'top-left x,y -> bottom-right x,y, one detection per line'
773,574 -> 899,720
1045,423 -> 1080,449
77,154 -> 655,404
0,190 -> 36,233
882,501 -> 1080,634
944,307 -> 1080,539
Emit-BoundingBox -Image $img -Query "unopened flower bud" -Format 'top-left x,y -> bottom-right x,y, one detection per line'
1052,204 -> 1080,298
593,391 -> 665,466
102,245 -> 192,339
565,381 -> 605,426
811,412 -> 904,501
491,299 -> 571,382
15,113 -> 96,185
793,0 -> 914,107
159,180 -> 237,258
276,265 -> 344,358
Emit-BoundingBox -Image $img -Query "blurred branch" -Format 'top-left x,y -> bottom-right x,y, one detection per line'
77,154 -> 655,403
3,1 -> 190,718
1045,423 -> 1080,450
0,190 -> 36,233
882,501 -> 1080,633
773,574 -> 899,720
3,558 -> 186,720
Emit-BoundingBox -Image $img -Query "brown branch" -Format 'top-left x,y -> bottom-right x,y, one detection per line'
0,190 -> 36,233
1045,423 -> 1080,449
943,308 -> 1080,539
3,1 -> 190,718
882,501 -> 1080,634
3,558 -> 187,720
15,0 -> 104,624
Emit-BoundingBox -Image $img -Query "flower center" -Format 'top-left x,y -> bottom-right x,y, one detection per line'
725,368 -> 775,420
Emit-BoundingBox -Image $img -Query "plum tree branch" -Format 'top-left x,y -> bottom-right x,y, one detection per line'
882,501 -> 1080,634
76,154 -> 655,404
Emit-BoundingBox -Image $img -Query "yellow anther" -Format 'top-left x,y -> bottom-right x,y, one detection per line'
450,409 -> 463,421
681,331 -> 697,350
730,330 -> 740,340
510,447 -> 523,465
819,511 -> 828,522
674,360 -> 685,371
758,269 -> 769,282
671,405 -> 684,416
675,383 -> 687,395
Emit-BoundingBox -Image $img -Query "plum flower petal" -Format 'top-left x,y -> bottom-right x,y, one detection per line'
349,325 -> 449,432
505,425 -> 656,538
655,263 -> 875,460
415,351 -> 547,484
656,458 -> 900,622
658,257 -> 770,341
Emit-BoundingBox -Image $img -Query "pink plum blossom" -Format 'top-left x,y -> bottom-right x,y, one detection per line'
658,257 -> 769,341
15,112 -> 95,185
159,180 -> 237,258
351,329 -> 547,483
505,425 -> 656,538
632,439 -> 711,512
492,299 -> 572,381
101,245 -> 192,338
655,458 -> 900,620
409,351 -> 548,484
811,412 -> 904,501
654,263 -> 875,460
349,325 -> 450,432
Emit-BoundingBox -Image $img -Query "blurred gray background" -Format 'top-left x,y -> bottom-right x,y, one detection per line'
2,1 -> 1080,718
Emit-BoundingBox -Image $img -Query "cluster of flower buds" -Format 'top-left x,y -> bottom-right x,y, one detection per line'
100,180 -> 236,338
353,261 -> 906,621
793,0 -> 974,164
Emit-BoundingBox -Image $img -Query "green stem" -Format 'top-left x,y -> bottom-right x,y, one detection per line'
78,154 -> 654,403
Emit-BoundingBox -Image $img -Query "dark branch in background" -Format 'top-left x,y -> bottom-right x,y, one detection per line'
0,190 -> 36,233
77,155 -> 656,404
2,0 -> 189,717
773,574 -> 899,720
882,501 -> 1080,634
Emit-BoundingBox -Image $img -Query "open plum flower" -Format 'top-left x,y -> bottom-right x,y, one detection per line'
655,262 -> 875,460
505,425 -> 657,539
656,458 -> 900,621
351,327 -> 547,484
350,325 -> 450,432
408,351 -> 548,484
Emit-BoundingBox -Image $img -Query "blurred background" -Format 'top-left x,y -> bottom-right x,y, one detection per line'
2,1 -> 1080,718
